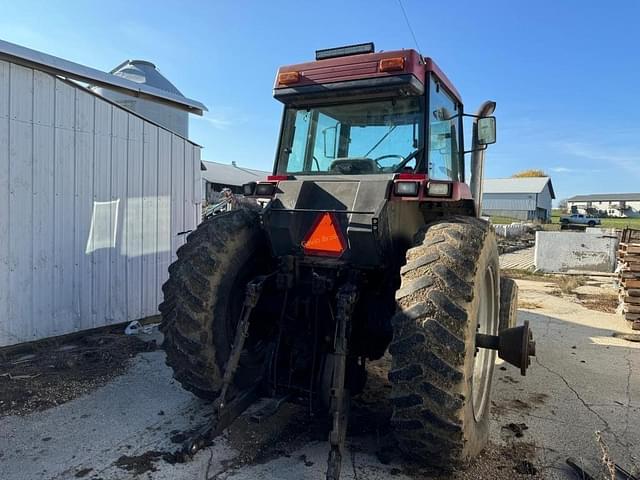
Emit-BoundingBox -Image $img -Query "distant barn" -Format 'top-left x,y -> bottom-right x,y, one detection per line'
482,177 -> 556,222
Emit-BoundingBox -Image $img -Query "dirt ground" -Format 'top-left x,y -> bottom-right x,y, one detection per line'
0,327 -> 156,417
497,232 -> 536,255
0,277 -> 638,480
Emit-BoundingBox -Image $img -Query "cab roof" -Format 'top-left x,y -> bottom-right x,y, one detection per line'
274,48 -> 462,104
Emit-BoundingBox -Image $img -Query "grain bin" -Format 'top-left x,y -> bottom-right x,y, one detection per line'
91,60 -> 189,136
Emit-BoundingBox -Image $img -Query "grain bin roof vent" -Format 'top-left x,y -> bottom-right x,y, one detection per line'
92,59 -> 191,137
109,60 -> 184,97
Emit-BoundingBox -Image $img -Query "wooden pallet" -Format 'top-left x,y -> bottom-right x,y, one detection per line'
617,240 -> 640,325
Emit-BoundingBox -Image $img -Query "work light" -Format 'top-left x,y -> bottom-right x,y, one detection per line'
427,183 -> 451,197
242,182 -> 256,196
394,181 -> 420,197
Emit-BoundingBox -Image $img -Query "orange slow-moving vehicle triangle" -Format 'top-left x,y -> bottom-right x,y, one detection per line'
302,212 -> 346,257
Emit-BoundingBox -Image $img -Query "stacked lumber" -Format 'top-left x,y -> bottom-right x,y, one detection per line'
617,241 -> 640,330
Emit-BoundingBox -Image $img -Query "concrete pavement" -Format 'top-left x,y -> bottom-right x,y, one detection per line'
0,278 -> 638,479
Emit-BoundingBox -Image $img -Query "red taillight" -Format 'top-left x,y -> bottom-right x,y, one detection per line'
302,212 -> 346,257
397,173 -> 426,180
267,175 -> 290,181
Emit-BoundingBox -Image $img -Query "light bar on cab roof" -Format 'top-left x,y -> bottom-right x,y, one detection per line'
315,42 -> 375,61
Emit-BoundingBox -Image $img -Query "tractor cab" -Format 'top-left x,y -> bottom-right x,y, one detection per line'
244,43 -> 496,266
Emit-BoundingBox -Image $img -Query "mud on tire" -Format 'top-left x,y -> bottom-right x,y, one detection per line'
159,209 -> 272,400
389,216 -> 499,467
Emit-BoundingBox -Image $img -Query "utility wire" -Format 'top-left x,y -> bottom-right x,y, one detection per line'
397,0 -> 422,54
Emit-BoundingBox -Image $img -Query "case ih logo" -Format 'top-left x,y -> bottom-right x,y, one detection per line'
301,212 -> 346,257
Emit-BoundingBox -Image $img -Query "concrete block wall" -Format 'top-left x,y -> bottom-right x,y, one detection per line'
494,223 -> 529,238
534,231 -> 619,273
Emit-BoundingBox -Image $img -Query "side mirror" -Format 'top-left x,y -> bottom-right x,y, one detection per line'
477,117 -> 497,146
322,124 -> 338,158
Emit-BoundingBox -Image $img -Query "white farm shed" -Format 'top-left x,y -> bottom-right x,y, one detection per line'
201,160 -> 270,202
566,193 -> 640,218
482,177 -> 555,221
0,40 -> 207,347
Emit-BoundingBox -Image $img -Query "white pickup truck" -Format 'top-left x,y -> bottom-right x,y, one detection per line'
559,213 -> 602,227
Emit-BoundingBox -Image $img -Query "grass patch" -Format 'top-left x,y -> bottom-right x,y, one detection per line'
518,300 -> 542,309
576,293 -> 619,313
556,275 -> 588,294
502,269 -> 590,295
488,216 -> 522,225
488,210 -> 640,230
501,269 -> 548,281
551,211 -> 640,229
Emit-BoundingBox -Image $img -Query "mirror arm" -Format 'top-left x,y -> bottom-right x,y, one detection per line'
463,144 -> 488,155
462,112 -> 491,119
470,101 -> 497,217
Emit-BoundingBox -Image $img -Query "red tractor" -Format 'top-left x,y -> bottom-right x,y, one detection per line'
160,43 -> 535,479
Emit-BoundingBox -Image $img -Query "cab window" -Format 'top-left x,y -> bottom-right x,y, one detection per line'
428,76 -> 462,181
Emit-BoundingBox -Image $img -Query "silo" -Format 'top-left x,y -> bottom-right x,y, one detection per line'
92,60 -> 189,137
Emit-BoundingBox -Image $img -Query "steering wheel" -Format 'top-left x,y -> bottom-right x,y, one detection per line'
373,154 -> 405,169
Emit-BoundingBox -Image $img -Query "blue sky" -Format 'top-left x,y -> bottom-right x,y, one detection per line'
2,0 -> 639,201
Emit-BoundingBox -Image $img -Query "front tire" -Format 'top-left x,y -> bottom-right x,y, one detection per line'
389,216 -> 500,467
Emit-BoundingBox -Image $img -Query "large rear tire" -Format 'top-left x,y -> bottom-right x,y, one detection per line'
159,209 -> 272,400
389,216 -> 499,467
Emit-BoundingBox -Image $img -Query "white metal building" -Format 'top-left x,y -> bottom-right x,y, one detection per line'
482,177 -> 556,221
0,39 -> 207,347
566,193 -> 640,218
201,160 -> 270,202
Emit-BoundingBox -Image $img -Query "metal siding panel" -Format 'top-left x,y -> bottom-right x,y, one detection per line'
54,79 -> 74,130
194,147 -> 202,222
0,113 -> 8,346
33,70 -> 54,126
482,194 -> 536,212
53,83 -> 78,336
0,66 -> 8,345
0,60 -> 8,118
183,142 -> 194,232
32,124 -> 55,342
170,135 -> 185,264
157,130 -> 172,299
110,108 -> 128,323
7,65 -> 34,342
538,186 -> 552,213
53,121 -> 76,336
75,88 -> 94,133
126,116 -> 144,321
8,119 -> 33,342
75,91 -> 94,329
92,100 -> 113,327
9,63 -> 33,123
193,146 -> 201,205
142,123 -> 159,317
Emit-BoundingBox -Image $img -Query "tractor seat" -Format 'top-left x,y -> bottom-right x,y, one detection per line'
329,158 -> 377,174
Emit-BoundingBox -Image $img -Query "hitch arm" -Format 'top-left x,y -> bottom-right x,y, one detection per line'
182,274 -> 271,457
326,284 -> 358,480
